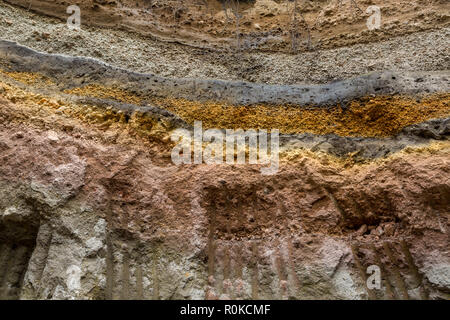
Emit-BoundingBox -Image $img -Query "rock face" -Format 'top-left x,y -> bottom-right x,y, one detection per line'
0,1 -> 449,300
4,0 -> 450,53
0,118 -> 448,300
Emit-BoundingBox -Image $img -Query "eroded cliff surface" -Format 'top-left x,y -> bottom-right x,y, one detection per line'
0,0 -> 448,300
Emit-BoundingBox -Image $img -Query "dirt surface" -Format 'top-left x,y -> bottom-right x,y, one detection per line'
0,0 -> 448,301
0,1 -> 448,84
0,84 -> 449,299
5,0 -> 450,53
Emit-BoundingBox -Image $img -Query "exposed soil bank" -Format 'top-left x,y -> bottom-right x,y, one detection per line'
5,0 -> 450,53
0,2 -> 449,84
0,1 -> 448,300
0,90 -> 449,299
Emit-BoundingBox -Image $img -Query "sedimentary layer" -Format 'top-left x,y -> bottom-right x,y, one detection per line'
0,1 -> 448,301
0,1 -> 449,84
4,0 -> 450,53
0,89 -> 449,299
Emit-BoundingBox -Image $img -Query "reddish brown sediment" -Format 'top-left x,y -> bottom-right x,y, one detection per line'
1,83 -> 449,299
0,1 -> 448,301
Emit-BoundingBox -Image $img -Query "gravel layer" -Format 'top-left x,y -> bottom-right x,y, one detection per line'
0,2 -> 449,84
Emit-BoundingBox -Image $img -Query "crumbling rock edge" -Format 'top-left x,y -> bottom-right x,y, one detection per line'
0,106 -> 449,300
0,33 -> 448,300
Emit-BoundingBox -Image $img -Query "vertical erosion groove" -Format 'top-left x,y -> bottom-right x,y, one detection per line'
234,243 -> 244,299
0,245 -> 13,299
0,224 -> 41,299
251,241 -> 259,300
35,226 -> 53,286
105,207 -> 114,300
17,247 -> 33,298
222,244 -> 231,297
206,206 -> 216,299
16,247 -> 33,299
400,240 -> 429,300
0,244 -> 5,264
282,202 -> 301,298
135,252 -> 144,300
370,243 -> 396,300
152,248 -> 160,300
105,236 -> 114,300
235,244 -> 243,279
351,244 -> 376,300
5,246 -> 28,299
382,241 -> 410,300
287,239 -> 301,298
120,249 -> 130,300
0,244 -> 10,285
223,245 -> 230,281
208,213 -> 216,277
275,241 -> 288,300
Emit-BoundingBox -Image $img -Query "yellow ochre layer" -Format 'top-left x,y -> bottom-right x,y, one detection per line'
2,72 -> 450,138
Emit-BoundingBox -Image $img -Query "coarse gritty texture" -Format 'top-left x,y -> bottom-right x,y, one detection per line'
61,82 -> 450,137
155,94 -> 450,137
0,2 -> 449,84
0,1 -> 449,301
0,72 -> 449,299
0,90 -> 449,299
4,0 -> 450,53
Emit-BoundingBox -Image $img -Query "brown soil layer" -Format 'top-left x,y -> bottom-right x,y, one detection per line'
5,0 -> 450,53
1,83 -> 449,241
0,0 -> 448,301
0,86 -> 449,299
